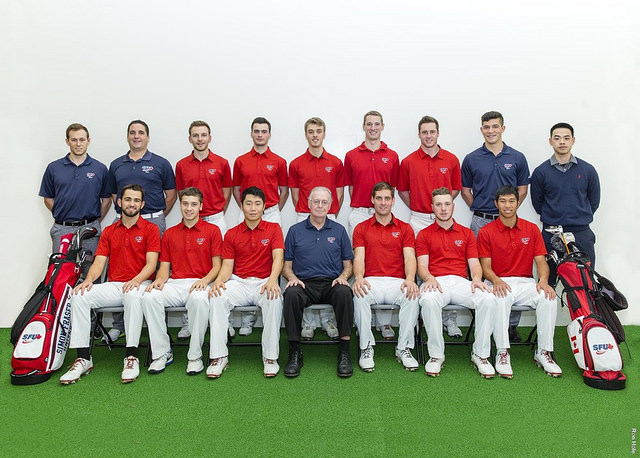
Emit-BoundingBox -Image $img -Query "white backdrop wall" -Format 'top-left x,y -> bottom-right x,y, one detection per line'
1,0 -> 638,327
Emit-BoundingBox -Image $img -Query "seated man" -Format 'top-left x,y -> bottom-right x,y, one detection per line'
352,181 -> 420,372
282,186 -> 354,378
417,188 -> 503,378
478,185 -> 562,377
142,187 -> 222,376
208,187 -> 284,378
60,184 -> 160,384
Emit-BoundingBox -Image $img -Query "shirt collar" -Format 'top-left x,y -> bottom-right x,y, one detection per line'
240,219 -> 266,232
480,142 -> 509,156
304,148 -> 328,160
549,154 -> 578,166
416,146 -> 441,159
433,219 -> 461,232
250,147 -> 273,158
63,154 -> 93,166
190,150 -> 215,162
304,216 -> 333,231
125,150 -> 152,162
358,141 -> 388,153
371,213 -> 398,227
180,219 -> 204,231
496,216 -> 521,232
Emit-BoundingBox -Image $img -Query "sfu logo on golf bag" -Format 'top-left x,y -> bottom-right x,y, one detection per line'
21,333 -> 43,344
593,343 -> 614,355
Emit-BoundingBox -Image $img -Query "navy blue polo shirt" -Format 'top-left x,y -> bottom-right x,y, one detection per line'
461,142 -> 530,213
39,154 -> 110,222
107,150 -> 176,214
284,217 -> 353,280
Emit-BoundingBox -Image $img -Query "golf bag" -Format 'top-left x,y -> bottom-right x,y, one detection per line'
547,229 -> 627,390
10,227 -> 97,385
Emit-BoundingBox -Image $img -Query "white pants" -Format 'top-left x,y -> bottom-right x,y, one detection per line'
419,275 -> 500,359
69,281 -> 150,350
239,205 -> 281,226
141,278 -> 210,360
209,276 -> 283,360
409,210 -> 435,235
353,277 -> 419,350
487,277 -> 558,351
202,212 -> 227,236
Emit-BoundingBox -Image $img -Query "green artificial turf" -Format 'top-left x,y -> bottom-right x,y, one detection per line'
1,326 -> 638,457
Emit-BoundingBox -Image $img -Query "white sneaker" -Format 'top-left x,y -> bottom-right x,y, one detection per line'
121,356 -> 140,383
378,325 -> 395,340
444,323 -> 463,338
263,358 -> 280,377
395,347 -> 419,371
60,357 -> 93,385
322,320 -> 339,339
358,344 -> 375,372
103,328 -> 124,343
148,350 -> 174,374
534,350 -> 562,377
206,356 -> 229,379
425,357 -> 445,377
186,358 -> 204,375
495,350 -> 513,379
301,325 -> 314,340
239,323 -> 253,336
177,325 -> 190,341
228,325 -> 235,338
471,352 -> 495,378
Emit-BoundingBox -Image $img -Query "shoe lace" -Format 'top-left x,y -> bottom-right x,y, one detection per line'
125,357 -> 137,369
475,354 -> 489,365
498,352 -> 509,364
362,346 -> 373,358
210,357 -> 224,366
70,358 -> 86,370
541,351 -> 555,364
428,357 -> 440,364
264,358 -> 276,365
401,348 -> 412,358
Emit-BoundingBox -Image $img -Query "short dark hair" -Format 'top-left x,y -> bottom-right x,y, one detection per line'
418,115 -> 439,132
251,117 -> 271,133
127,120 -> 149,136
481,111 -> 504,125
550,122 -> 574,137
189,120 -> 211,135
432,187 -> 451,198
363,110 -> 383,125
66,123 -> 89,139
371,181 -> 394,198
179,187 -> 203,203
494,185 -> 519,203
242,186 -> 265,204
121,183 -> 145,201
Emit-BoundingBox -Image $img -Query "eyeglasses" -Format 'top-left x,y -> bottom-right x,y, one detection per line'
310,200 -> 330,207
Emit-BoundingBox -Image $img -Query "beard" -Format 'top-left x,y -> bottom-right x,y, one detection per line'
122,206 -> 141,218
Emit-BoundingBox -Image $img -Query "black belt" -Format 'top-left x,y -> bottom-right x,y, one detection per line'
55,217 -> 98,227
473,211 -> 498,221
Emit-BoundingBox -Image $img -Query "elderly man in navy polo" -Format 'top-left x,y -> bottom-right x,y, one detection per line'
282,187 -> 354,378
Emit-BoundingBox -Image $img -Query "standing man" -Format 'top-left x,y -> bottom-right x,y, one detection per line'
39,123 -> 111,254
530,122 -> 600,284
398,115 -> 463,338
105,120 -> 177,342
174,120 -> 232,340
461,111 -> 530,341
142,187 -> 222,376
59,184 -> 161,384
352,182 -> 420,372
289,117 -> 344,339
282,187 -> 354,378
417,188 -> 503,378
208,187 -> 284,378
478,186 -> 562,378
344,110 -> 400,339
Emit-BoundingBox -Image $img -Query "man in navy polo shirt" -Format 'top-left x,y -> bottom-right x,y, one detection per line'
461,111 -> 530,341
531,122 -> 600,284
282,187 -> 354,378
106,119 -> 177,341
39,123 -> 111,254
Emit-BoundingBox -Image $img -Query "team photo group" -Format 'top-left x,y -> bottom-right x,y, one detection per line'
39,110 -> 600,384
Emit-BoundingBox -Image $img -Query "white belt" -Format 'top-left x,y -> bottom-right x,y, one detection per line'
263,205 -> 279,215
202,212 -> 224,223
141,210 -> 164,219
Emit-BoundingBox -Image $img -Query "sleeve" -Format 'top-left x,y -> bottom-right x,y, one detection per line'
477,227 -> 491,258
284,227 -> 295,261
529,166 -> 544,215
278,157 -> 288,187
232,158 -> 242,187
159,231 -> 171,263
99,165 -> 111,198
221,231 -> 235,260
532,226 -> 547,257
461,155 -> 473,188
587,165 -> 601,213
161,157 -> 176,190
451,156 -> 462,190
389,152 -> 400,187
175,160 -> 184,190
39,164 -> 55,198
352,221 -> 365,249
401,223 -> 416,249
397,158 -> 409,192
414,230 -> 429,257
335,158 -> 345,187
221,160 -> 232,187
106,162 -> 118,195
343,152 -> 353,186
209,225 -> 223,257
516,153 -> 531,186
146,224 -> 162,253
340,226 -> 354,260
271,224 -> 285,250
465,230 -> 479,259
288,160 -> 299,188
95,227 -> 111,257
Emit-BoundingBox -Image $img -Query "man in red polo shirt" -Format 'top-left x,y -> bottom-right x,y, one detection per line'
60,184 -> 160,384
207,187 -> 284,378
352,181 -> 420,372
417,188 -> 503,378
344,110 -> 400,339
478,185 -> 562,377
398,115 -> 464,339
289,117 -> 344,340
174,120 -> 232,340
142,187 -> 222,376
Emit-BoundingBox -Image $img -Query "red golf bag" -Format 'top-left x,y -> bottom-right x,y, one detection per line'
10,227 -> 96,385
549,232 -> 627,390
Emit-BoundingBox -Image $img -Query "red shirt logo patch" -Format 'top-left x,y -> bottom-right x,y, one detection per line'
266,165 -> 275,171
86,172 -> 95,178
327,237 -> 336,244
454,240 -> 463,247
261,239 -> 270,246
208,168 -> 217,175
521,237 -> 530,245
391,231 -> 400,238
440,168 -> 448,174
135,236 -> 144,243
325,167 -> 334,173
503,163 -> 513,170
381,157 -> 390,164
196,237 -> 205,245
141,166 -> 154,173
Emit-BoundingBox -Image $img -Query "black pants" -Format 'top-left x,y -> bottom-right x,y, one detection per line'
283,278 -> 353,341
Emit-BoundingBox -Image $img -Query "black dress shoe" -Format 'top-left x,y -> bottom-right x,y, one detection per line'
284,349 -> 303,377
509,325 -> 522,343
337,351 -> 353,378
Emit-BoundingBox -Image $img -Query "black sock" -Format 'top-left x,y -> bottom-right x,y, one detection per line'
77,348 -> 91,360
339,339 -> 350,353
126,346 -> 138,358
290,341 -> 301,352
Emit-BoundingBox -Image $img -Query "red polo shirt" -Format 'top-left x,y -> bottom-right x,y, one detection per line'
397,147 -> 462,213
222,220 -> 284,279
353,214 -> 414,279
232,148 -> 287,208
415,220 -> 476,278
160,219 -> 222,279
289,149 -> 344,215
96,217 -> 161,282
344,142 -> 399,208
175,150 -> 232,216
477,217 -> 547,278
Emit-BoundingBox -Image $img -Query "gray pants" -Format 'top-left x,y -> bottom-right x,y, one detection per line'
50,219 -> 102,255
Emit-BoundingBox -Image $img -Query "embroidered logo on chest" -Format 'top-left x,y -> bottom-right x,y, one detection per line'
327,237 -> 336,244
454,240 -> 463,247
86,172 -> 95,179
141,166 -> 154,173
135,236 -> 144,243
325,167 -> 334,173
440,168 -> 448,174
521,237 -> 530,245
503,163 -> 513,170
196,237 -> 205,245
261,238 -> 270,246
265,165 -> 275,171
208,168 -> 217,175
381,157 -> 390,164
391,231 -> 400,238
